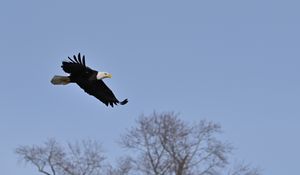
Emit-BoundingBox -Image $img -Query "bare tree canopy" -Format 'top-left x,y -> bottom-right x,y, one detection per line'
120,112 -> 260,175
16,139 -> 106,175
107,157 -> 133,175
15,112 -> 261,175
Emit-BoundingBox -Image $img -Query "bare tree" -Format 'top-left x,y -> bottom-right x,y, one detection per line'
227,163 -> 261,175
15,113 -> 261,175
16,139 -> 106,175
106,156 -> 133,175
120,112 -> 260,175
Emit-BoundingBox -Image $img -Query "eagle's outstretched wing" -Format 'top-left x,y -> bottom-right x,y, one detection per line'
61,53 -> 94,75
77,78 -> 128,107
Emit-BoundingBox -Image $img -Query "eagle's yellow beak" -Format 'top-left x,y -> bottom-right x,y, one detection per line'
106,73 -> 112,78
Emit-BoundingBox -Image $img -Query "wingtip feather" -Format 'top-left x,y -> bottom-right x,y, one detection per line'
78,53 -> 82,64
82,55 -> 86,66
68,56 -> 75,63
120,99 -> 128,105
73,55 -> 79,63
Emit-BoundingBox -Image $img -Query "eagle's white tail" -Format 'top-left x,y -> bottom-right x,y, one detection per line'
51,75 -> 70,85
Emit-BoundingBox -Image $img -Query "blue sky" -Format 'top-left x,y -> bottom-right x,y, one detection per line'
0,1 -> 299,174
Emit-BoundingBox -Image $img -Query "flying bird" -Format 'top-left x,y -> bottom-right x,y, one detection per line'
51,53 -> 128,107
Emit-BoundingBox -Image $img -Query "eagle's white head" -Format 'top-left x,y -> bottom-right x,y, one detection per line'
96,72 -> 112,80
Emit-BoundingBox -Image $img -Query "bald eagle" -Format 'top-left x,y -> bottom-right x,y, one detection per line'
51,53 -> 128,107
